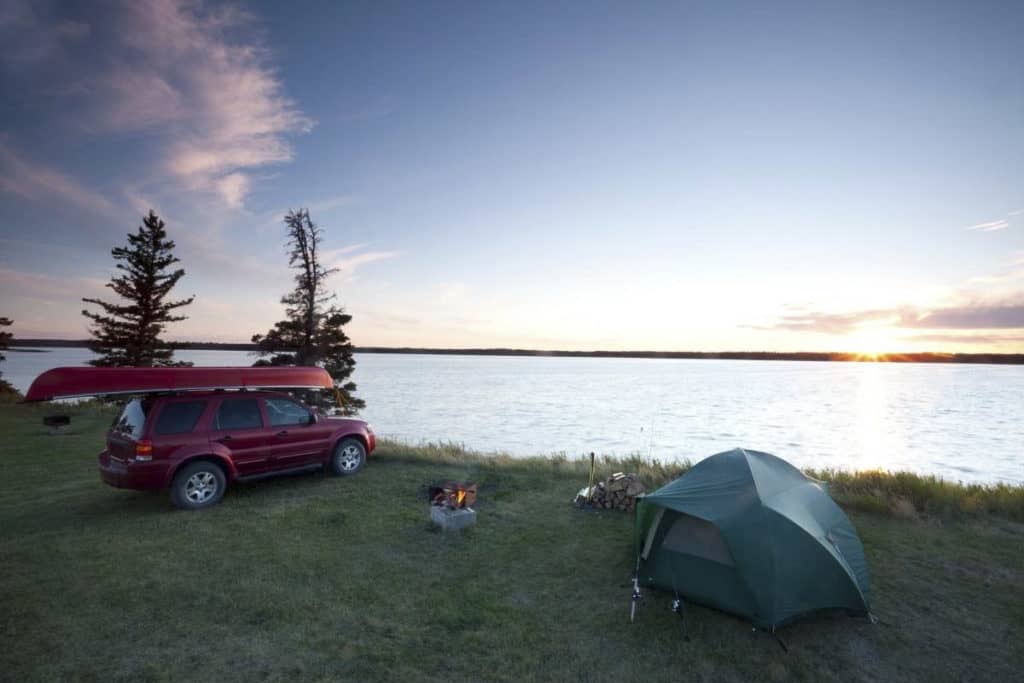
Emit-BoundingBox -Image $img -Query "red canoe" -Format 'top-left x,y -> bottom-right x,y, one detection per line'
24,366 -> 334,402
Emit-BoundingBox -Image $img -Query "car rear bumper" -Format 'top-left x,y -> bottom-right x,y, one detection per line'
98,451 -> 166,490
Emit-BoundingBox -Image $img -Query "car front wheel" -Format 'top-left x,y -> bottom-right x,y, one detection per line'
170,461 -> 227,510
330,438 -> 366,476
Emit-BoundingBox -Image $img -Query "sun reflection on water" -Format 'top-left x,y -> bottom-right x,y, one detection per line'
853,363 -> 897,472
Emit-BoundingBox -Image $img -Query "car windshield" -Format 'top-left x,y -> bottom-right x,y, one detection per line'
111,399 -> 148,440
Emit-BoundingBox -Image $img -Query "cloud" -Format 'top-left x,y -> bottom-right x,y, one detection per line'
967,208 -> 1024,232
908,332 -> 1024,345
914,303 -> 1024,329
97,65 -> 184,130
114,0 -> 313,207
756,301 -> 1024,335
2,0 -> 312,210
54,20 -> 89,39
259,197 -> 360,232
0,1 -> 88,64
214,172 -> 250,209
0,140 -> 119,218
326,250 -> 399,280
967,219 -> 1010,232
0,266 -> 107,301
749,309 -> 904,334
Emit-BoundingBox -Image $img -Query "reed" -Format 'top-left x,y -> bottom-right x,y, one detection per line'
382,438 -> 1024,522
808,467 -> 1024,522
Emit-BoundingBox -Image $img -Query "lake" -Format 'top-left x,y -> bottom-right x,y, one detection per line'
3,347 -> 1022,484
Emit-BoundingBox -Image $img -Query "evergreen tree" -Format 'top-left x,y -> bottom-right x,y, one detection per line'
0,316 -> 15,394
252,209 -> 364,414
0,316 -> 11,363
82,210 -> 195,367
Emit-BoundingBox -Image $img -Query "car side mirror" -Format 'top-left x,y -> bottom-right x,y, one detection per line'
307,412 -> 318,425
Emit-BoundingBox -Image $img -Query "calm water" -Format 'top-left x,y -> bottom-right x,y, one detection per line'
4,347 -> 1022,484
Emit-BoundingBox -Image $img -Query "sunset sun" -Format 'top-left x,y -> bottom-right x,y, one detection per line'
849,325 -> 896,360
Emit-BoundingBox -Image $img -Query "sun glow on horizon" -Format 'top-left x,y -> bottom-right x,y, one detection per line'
848,324 -> 901,360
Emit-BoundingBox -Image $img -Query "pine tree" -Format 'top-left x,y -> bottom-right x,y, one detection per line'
252,209 -> 364,414
82,211 -> 195,367
0,316 -> 11,364
0,316 -> 15,394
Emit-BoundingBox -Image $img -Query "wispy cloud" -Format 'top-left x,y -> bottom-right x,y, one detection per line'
0,1 -> 90,64
914,303 -> 1024,329
0,266 -> 107,301
214,173 -> 250,209
755,301 -> 1024,335
908,332 -> 1024,345
260,197 -> 360,231
115,0 -> 313,207
967,207 -> 1024,232
1,0 -> 312,210
54,20 -> 89,39
749,308 -> 907,335
967,218 -> 1010,232
326,250 -> 399,280
0,140 -> 119,218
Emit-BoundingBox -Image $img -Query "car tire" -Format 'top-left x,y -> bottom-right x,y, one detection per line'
330,438 -> 366,476
170,460 -> 227,510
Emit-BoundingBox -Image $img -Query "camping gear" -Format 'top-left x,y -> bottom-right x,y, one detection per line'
587,452 -> 596,501
635,447 -> 870,630
24,366 -> 334,402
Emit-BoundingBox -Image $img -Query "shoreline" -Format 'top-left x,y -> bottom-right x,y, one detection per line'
10,338 -> 1024,365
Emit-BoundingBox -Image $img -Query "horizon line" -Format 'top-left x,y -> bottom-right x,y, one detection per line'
9,338 -> 1024,364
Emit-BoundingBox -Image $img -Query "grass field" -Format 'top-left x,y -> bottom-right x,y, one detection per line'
1,399 -> 1023,682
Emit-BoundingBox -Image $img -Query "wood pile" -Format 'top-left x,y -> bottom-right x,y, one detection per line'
575,472 -> 646,512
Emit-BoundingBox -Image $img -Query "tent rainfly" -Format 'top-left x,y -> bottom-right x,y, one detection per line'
635,447 -> 871,630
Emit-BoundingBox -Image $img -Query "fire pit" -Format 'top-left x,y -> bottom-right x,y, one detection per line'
429,480 -> 477,531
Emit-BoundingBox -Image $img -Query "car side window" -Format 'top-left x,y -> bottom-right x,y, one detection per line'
265,398 -> 312,427
154,400 -> 207,435
215,398 -> 263,431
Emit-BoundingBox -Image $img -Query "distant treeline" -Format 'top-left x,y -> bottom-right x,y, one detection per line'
11,338 -> 1024,365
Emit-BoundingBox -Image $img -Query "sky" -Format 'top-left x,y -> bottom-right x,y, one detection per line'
0,0 -> 1022,353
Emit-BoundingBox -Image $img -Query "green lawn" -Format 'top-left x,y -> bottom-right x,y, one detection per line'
1,400 -> 1022,682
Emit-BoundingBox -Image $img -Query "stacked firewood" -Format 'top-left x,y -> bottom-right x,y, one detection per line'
576,472 -> 646,512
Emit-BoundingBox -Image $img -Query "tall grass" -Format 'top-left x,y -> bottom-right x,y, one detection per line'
381,439 -> 1024,522
377,438 -> 691,489
809,467 -> 1024,522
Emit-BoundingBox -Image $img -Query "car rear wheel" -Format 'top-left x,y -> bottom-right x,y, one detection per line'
171,461 -> 226,510
330,438 -> 366,476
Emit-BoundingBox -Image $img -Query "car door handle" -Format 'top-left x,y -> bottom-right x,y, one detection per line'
215,435 -> 233,443
275,430 -> 289,437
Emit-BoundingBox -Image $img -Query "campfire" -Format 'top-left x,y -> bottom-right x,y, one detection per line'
429,480 -> 478,531
429,480 -> 477,510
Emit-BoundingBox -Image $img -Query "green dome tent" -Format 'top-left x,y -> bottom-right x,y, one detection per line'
635,448 -> 870,630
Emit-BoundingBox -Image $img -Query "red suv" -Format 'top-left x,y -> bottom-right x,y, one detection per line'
97,391 -> 376,510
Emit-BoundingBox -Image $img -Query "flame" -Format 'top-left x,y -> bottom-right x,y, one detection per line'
456,490 -> 466,507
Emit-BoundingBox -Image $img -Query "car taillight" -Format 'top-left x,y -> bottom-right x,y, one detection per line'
134,440 -> 153,462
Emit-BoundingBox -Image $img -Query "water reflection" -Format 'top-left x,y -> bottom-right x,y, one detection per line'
854,363 -> 893,473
